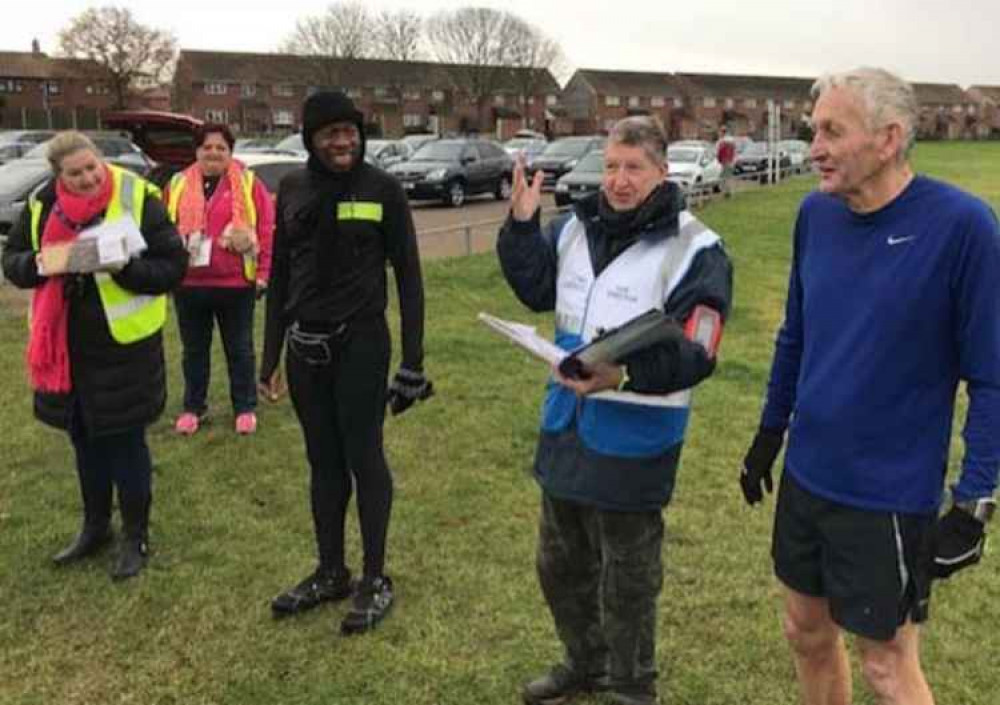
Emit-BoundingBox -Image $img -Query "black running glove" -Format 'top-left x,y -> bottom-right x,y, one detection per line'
386,368 -> 434,416
926,507 -> 986,579
740,428 -> 784,505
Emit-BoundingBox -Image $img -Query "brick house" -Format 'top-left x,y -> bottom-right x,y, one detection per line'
560,69 -> 690,138
674,73 -> 815,141
0,47 -> 117,129
172,50 -> 562,139
911,83 -> 983,139
962,85 -> 1000,138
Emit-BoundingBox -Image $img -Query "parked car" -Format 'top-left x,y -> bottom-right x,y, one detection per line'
236,153 -> 306,195
366,139 -> 413,170
554,150 -> 604,207
271,132 -> 308,158
667,145 -> 723,192
400,133 -> 438,153
513,128 -> 546,140
733,142 -> 792,182
779,139 -> 811,173
672,139 -> 714,151
0,142 -> 37,165
503,137 -> 547,161
388,138 -> 513,207
527,135 -> 606,189
102,110 -> 205,186
234,137 -> 281,153
0,130 -> 56,147
22,133 -> 155,177
0,158 -> 52,236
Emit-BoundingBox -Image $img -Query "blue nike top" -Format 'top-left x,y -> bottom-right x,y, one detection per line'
761,175 -> 1000,514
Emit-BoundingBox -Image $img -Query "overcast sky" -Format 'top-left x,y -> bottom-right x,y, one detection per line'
3,0 -> 998,88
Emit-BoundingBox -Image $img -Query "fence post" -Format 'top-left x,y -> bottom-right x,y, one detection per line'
464,223 -> 472,256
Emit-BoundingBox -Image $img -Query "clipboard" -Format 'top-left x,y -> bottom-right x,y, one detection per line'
557,309 -> 685,380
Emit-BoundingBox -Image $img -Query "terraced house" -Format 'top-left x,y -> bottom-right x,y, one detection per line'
172,50 -> 563,139
911,82 -> 985,139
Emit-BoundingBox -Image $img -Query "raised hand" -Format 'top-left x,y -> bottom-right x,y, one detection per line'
511,153 -> 544,222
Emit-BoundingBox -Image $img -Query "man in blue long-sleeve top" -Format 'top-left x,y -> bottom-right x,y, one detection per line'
498,116 -> 732,705
740,67 -> 1000,705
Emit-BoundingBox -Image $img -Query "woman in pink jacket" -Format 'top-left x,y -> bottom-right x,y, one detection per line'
165,123 -> 275,436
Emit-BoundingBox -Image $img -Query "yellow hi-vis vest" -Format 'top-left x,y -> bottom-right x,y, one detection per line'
166,168 -> 259,281
30,165 -> 167,345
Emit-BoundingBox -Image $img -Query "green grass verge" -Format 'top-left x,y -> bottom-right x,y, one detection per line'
1,142 -> 998,704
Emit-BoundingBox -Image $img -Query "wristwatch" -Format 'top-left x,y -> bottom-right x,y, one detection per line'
954,496 -> 997,523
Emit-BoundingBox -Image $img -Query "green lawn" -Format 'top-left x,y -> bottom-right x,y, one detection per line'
1,142 -> 999,705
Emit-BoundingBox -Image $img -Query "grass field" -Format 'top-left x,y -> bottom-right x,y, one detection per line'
1,142 -> 999,705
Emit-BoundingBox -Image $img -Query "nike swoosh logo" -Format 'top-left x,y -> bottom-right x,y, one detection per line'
887,235 -> 916,245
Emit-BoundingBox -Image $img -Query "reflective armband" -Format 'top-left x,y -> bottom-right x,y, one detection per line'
683,305 -> 723,358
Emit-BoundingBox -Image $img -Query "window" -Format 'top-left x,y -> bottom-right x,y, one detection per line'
403,113 -> 424,128
546,94 -> 558,106
431,90 -> 445,103
0,79 -> 23,93
527,96 -> 535,105
651,97 -> 666,108
241,83 -> 256,97
783,99 -> 795,109
44,81 -> 60,95
968,105 -> 977,115
494,94 -> 505,106
272,109 -> 295,126
272,84 -> 294,97
346,87 -> 362,99
605,95 -> 620,107
85,84 -> 110,95
725,98 -> 734,109
204,83 -> 227,95
307,86 -> 320,96
952,104 -> 963,113
674,98 -> 683,108
205,109 -> 228,123
628,96 -> 641,108
374,86 -> 391,100
703,97 -> 716,108
744,98 -> 757,109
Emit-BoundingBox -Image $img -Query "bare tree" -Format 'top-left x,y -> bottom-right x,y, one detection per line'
58,6 -> 176,110
281,2 -> 373,89
505,18 -> 565,118
373,9 -> 424,62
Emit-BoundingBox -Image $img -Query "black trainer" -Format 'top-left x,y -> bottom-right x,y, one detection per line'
340,575 -> 394,635
271,568 -> 354,617
522,664 -> 608,705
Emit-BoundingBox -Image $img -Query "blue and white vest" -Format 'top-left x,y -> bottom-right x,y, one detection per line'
542,210 -> 720,458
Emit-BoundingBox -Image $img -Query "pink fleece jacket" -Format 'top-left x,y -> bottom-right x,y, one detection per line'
165,172 -> 276,289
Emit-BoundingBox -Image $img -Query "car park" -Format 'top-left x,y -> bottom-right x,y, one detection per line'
554,150 -> 604,207
388,138 -> 513,207
527,135 -> 606,189
666,145 -> 723,192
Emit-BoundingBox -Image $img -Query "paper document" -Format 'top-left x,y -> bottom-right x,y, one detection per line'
80,216 -> 147,258
477,312 -> 689,408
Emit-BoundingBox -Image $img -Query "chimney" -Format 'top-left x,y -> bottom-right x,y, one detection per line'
31,38 -> 41,55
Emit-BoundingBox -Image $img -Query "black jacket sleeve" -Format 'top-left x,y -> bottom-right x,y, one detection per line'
109,189 -> 187,295
259,185 -> 290,381
496,209 -> 562,312
1,189 -> 45,289
620,244 -> 733,394
383,178 -> 425,372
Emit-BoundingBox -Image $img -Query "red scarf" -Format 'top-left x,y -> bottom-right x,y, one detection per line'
27,164 -> 113,392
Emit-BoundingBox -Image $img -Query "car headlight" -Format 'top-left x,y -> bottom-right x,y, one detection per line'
426,168 -> 447,181
555,182 -> 569,192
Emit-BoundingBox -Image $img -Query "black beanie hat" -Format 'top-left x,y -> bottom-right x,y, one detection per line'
301,90 -> 365,152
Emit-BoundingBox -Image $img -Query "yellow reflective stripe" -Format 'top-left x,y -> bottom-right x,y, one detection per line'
337,201 -> 383,222
167,173 -> 186,220
29,197 -> 43,251
241,170 -> 257,227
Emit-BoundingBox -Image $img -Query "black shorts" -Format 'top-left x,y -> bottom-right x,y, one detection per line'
772,472 -> 935,641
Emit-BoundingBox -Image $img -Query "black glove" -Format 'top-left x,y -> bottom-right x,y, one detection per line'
386,368 -> 434,416
740,428 -> 784,505
926,507 -> 986,579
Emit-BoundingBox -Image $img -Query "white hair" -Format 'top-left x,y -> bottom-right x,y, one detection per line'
812,67 -> 918,161
608,116 -> 668,168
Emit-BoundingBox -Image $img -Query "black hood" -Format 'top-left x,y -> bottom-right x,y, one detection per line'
302,91 -> 367,175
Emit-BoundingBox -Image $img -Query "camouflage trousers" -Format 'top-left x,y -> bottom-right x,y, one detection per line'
537,492 -> 665,694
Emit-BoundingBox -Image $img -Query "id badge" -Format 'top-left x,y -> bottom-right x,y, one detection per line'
189,232 -> 212,267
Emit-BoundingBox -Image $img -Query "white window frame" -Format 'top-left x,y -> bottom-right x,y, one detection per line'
204,82 -> 228,96
431,90 -> 445,103
725,98 -> 734,109
546,94 -> 558,107
703,96 -> 716,108
494,94 -> 506,106
272,109 -> 295,127
650,96 -> 666,108
783,99 -> 795,109
241,83 -> 256,98
605,95 -> 620,107
628,96 -> 641,108
205,108 -> 228,123
744,98 -> 757,109
403,113 -> 424,128
272,84 -> 294,98
403,89 -> 421,101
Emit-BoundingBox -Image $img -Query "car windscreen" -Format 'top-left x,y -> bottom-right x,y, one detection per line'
275,134 -> 304,152
743,143 -> 769,157
667,148 -> 700,164
0,160 -> 51,200
410,142 -> 463,162
573,151 -> 605,173
541,139 -> 591,158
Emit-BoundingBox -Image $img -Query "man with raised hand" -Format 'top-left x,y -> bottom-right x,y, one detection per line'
740,67 -> 1000,705
498,116 -> 732,705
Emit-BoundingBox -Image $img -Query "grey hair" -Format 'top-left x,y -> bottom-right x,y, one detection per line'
46,131 -> 102,173
607,116 -> 668,167
811,67 -> 918,160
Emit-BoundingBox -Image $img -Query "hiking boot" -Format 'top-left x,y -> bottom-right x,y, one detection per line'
522,663 -> 608,705
235,412 -> 257,435
271,567 -> 354,617
341,575 -> 394,635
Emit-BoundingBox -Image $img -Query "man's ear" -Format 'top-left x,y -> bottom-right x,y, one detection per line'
881,122 -> 905,163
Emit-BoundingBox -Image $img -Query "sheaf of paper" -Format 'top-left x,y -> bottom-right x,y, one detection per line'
79,216 -> 146,257
477,312 -> 688,408
96,234 -> 127,266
